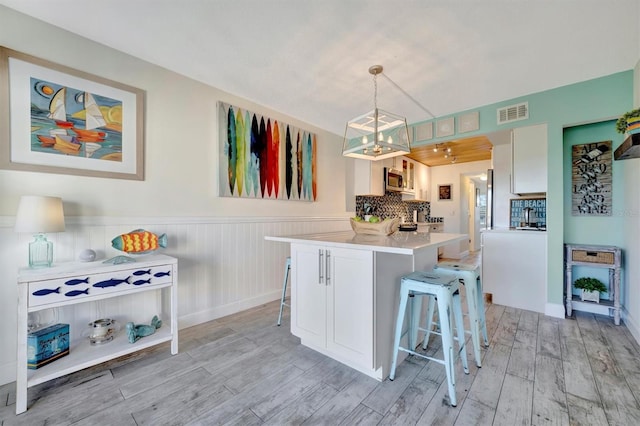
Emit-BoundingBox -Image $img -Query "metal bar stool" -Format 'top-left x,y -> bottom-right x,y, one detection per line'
423,261 -> 489,367
276,257 -> 291,326
389,270 -> 469,407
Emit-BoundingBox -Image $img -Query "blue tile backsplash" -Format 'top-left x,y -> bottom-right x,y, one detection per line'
355,192 -> 443,223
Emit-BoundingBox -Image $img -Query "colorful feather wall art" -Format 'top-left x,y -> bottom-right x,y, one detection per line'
218,102 -> 317,201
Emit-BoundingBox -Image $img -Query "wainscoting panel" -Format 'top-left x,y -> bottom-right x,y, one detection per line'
0,216 -> 350,386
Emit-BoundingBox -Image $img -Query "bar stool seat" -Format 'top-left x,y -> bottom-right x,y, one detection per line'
277,257 -> 291,326
389,270 -> 469,407
424,261 -> 489,368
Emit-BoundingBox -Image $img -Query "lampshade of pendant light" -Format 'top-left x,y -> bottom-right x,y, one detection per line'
342,65 -> 411,161
15,195 -> 66,268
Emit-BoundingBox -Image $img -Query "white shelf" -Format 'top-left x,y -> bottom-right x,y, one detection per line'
27,325 -> 172,387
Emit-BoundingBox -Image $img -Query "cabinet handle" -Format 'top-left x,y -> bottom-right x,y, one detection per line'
325,250 -> 331,285
318,249 -> 324,284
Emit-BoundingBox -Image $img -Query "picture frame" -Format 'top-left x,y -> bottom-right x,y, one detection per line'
0,46 -> 145,180
458,111 -> 479,133
436,117 -> 455,138
438,183 -> 453,201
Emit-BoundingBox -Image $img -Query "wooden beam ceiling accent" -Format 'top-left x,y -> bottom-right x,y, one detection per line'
406,135 -> 493,167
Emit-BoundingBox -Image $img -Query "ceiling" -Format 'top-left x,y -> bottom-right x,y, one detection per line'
1,1 -> 638,166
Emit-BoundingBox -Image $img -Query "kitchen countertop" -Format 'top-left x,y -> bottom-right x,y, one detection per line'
481,227 -> 546,234
265,230 -> 466,255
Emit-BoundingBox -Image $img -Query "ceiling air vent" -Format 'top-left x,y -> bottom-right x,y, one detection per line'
497,102 -> 528,125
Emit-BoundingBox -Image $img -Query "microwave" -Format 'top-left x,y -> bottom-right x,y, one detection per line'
384,167 -> 404,192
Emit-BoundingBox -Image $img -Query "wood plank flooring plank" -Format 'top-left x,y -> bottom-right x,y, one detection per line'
222,349 -> 285,393
454,399 -> 495,426
518,310 -> 540,333
467,343 -> 511,409
185,366 -> 306,425
131,378 -> 233,425
261,382 -> 338,425
339,403 -> 384,425
531,355 -> 569,426
562,356 -> 600,403
74,368 -> 215,426
222,409 -> 264,426
491,307 -> 520,347
493,373 -> 534,426
362,356 -> 424,414
566,393 -> 608,426
593,371 -> 640,425
377,374 -> 440,425
507,329 -> 537,381
117,352 -> 201,398
416,364 -> 477,425
576,313 -> 621,376
249,375 -> 325,421
297,374 -> 379,424
536,316 -> 561,360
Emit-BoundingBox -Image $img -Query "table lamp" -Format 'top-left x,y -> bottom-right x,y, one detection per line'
14,196 -> 66,268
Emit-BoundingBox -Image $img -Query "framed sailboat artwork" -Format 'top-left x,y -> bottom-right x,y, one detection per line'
0,46 -> 145,180
218,101 -> 318,201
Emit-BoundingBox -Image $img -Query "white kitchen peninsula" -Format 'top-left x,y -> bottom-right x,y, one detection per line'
265,230 -> 466,381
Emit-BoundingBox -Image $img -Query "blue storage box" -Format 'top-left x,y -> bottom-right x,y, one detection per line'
27,323 -> 70,369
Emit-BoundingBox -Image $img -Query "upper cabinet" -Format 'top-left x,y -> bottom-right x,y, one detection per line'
511,123 -> 547,194
357,159 -> 385,195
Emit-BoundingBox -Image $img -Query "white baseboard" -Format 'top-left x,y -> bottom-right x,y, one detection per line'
623,309 -> 640,345
178,290 -> 282,329
545,302 -> 565,319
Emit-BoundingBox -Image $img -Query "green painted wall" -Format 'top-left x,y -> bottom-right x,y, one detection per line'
411,70 -> 634,308
563,120 -> 625,247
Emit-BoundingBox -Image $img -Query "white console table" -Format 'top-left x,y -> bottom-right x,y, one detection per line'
15,254 -> 178,414
564,244 -> 621,324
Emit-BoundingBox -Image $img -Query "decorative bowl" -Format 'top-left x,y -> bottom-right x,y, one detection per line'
350,217 -> 400,236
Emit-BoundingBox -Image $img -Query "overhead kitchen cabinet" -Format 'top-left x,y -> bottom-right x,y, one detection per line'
511,123 -> 547,194
290,243 -> 374,368
351,158 -> 385,196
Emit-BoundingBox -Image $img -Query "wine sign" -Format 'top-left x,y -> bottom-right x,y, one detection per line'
571,140 -> 612,216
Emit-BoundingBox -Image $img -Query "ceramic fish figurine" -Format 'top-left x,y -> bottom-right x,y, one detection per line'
111,229 -> 168,255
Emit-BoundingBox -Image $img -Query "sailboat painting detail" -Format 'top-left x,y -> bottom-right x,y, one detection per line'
1,46 -> 144,180
218,102 -> 317,201
30,78 -> 123,161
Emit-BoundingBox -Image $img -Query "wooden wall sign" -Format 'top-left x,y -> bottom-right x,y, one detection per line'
571,140 -> 612,216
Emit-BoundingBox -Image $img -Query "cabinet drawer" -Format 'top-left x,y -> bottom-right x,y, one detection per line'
571,250 -> 614,265
28,265 -> 173,307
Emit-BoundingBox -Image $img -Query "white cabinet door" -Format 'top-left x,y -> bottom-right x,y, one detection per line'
353,159 -> 385,196
481,231 -> 547,313
326,247 -> 373,367
291,244 -> 326,345
290,244 -> 374,368
511,124 -> 547,194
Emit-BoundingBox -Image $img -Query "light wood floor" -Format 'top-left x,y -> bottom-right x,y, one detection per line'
2,295 -> 640,425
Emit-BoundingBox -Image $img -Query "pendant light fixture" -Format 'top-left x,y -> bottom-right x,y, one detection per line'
342,65 -> 411,161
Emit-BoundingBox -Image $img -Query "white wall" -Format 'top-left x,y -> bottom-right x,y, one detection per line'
0,7 -> 350,385
622,58 -> 640,342
429,159 -> 491,257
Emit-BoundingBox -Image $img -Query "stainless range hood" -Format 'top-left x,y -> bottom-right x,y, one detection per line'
614,134 -> 640,160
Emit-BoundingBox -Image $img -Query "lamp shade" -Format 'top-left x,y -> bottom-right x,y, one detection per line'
14,196 -> 66,233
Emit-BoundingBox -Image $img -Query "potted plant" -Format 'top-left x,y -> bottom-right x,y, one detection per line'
615,108 -> 640,135
574,277 -> 608,303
